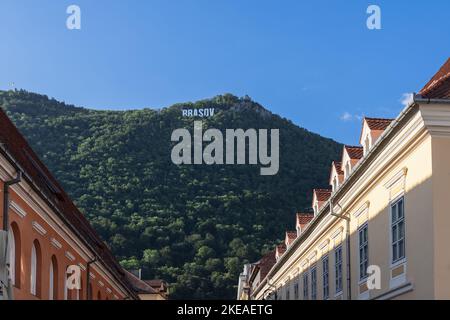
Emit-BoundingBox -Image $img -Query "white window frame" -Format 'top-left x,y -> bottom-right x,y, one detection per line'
390,196 -> 406,266
49,261 -> 54,300
322,256 -> 329,300
358,223 -> 369,281
311,266 -> 317,300
334,245 -> 343,295
294,278 -> 299,300
8,228 -> 15,286
302,272 -> 309,300
30,242 -> 37,296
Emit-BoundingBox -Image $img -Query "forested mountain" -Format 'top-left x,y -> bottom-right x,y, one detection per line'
0,90 -> 342,299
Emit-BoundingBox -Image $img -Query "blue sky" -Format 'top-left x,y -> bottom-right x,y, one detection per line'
1,0 -> 449,144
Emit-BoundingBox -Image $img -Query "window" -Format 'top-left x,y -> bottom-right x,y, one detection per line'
30,240 -> 42,297
303,273 -> 309,300
391,197 -> 405,263
286,284 -> 290,300
294,280 -> 299,299
333,177 -> 338,192
359,224 -> 369,280
8,223 -> 21,288
322,256 -> 329,299
364,136 -> 370,156
345,162 -> 351,178
49,255 -> 58,300
311,267 -> 317,300
335,246 -> 343,294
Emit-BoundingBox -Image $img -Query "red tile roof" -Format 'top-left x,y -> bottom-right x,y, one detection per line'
365,117 -> 393,131
345,146 -> 364,160
286,231 -> 297,240
332,161 -> 344,175
0,108 -> 137,298
258,250 -> 277,280
124,271 -> 158,295
297,213 -> 314,227
420,58 -> 450,99
276,244 -> 286,255
313,189 -> 332,202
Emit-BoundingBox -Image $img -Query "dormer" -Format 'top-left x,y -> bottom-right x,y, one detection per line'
296,213 -> 314,236
312,189 -> 332,215
342,146 -> 363,179
275,244 -> 286,261
329,161 -> 344,192
285,231 -> 297,248
360,118 -> 393,155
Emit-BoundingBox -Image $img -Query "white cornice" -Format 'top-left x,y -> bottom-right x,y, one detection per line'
10,201 -> 27,218
65,251 -> 76,262
50,238 -> 62,249
32,221 -> 47,236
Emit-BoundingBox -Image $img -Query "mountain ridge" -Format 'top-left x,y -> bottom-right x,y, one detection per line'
0,89 -> 342,299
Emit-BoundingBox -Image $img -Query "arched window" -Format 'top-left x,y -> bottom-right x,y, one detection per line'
345,162 -> 351,178
49,255 -> 58,300
97,290 -> 102,300
332,177 -> 338,192
30,239 -> 42,297
8,223 -> 21,288
364,136 -> 370,156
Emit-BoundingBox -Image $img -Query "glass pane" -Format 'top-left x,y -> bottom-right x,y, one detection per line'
393,243 -> 398,261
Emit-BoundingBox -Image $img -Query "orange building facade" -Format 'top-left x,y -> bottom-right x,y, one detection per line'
0,108 -> 138,300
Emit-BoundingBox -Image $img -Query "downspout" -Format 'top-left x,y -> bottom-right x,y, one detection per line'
330,199 -> 351,300
86,257 -> 97,300
2,172 -> 22,231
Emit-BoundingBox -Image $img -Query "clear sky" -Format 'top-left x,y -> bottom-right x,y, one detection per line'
1,0 -> 449,144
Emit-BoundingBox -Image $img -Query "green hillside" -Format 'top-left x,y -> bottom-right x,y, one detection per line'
0,90 -> 342,299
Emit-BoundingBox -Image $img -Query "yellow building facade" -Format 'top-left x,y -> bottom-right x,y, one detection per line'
249,58 -> 450,300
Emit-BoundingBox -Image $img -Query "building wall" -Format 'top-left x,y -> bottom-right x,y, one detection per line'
431,135 -> 450,299
253,104 -> 449,300
0,153 -> 129,300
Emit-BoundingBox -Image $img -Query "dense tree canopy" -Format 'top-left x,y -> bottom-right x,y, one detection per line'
1,90 -> 342,299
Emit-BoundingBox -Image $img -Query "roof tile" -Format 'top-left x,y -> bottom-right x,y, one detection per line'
420,58 -> 450,99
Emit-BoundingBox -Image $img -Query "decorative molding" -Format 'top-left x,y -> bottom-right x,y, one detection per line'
50,238 -> 62,250
98,281 -> 105,287
419,104 -> 450,137
32,221 -> 47,236
65,251 -> 76,262
106,288 -> 112,294
384,167 -> 408,190
331,226 -> 344,240
308,251 -> 317,263
78,263 -> 86,271
10,201 -> 27,218
113,294 -> 119,300
318,239 -> 330,251
374,282 -> 413,300
89,273 -> 96,279
352,201 -> 370,218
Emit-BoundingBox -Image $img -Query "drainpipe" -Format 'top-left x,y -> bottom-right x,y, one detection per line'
330,199 -> 351,300
86,257 -> 97,300
2,172 -> 22,231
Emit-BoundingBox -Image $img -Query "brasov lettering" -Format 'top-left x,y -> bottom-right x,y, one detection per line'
171,121 -> 279,176
182,108 -> 215,118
